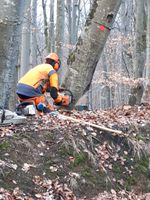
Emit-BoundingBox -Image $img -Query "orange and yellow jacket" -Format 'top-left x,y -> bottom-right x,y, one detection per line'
16,64 -> 62,103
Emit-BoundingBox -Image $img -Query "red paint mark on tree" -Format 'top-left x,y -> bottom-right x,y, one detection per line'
99,25 -> 105,32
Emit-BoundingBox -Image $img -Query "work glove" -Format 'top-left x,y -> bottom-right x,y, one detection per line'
54,95 -> 70,106
61,95 -> 70,106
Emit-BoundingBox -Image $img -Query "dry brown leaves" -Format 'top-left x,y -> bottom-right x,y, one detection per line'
0,178 -> 76,200
92,190 -> 149,200
0,104 -> 150,199
1,104 -> 150,137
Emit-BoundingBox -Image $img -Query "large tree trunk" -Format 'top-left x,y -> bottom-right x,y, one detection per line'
63,0 -> 122,105
0,0 -> 23,110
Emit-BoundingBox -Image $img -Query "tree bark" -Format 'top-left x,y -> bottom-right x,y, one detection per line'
0,0 -> 24,110
71,0 -> 78,44
56,0 -> 65,83
42,0 -> 48,51
49,0 -> 55,52
142,0 -> 150,103
31,0 -> 37,67
129,0 -> 146,105
56,0 -> 65,60
133,0 -> 146,79
63,0 -> 122,105
20,0 -> 31,77
67,0 -> 72,49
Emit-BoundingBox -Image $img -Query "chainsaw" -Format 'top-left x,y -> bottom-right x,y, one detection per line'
16,89 -> 74,115
57,88 -> 75,109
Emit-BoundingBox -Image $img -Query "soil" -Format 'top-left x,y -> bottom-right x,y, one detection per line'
0,104 -> 150,199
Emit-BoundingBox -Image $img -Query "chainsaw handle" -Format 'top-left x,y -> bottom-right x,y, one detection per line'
59,87 -> 66,92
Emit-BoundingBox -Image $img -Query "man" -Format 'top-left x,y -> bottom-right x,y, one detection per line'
16,53 -> 70,113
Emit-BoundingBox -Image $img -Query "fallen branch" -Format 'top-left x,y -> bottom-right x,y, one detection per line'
58,114 -> 123,135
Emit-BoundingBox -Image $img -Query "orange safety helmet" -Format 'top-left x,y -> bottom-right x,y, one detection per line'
45,53 -> 61,71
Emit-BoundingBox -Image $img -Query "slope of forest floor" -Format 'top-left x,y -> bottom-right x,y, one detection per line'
0,104 -> 150,199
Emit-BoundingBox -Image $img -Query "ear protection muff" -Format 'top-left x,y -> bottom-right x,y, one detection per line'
54,59 -> 61,71
54,63 -> 59,71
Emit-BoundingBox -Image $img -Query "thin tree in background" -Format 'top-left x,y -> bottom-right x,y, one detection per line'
31,0 -> 38,67
71,0 -> 78,44
56,0 -> 65,83
142,0 -> 150,103
76,0 -> 81,38
49,0 -> 55,52
133,0 -> 146,79
129,0 -> 146,105
66,0 -> 72,52
56,0 -> 65,60
20,0 -> 31,77
42,0 -> 48,52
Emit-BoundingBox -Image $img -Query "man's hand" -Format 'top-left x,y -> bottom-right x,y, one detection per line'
54,89 -> 74,107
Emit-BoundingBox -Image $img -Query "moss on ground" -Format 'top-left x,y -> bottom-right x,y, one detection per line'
0,140 -> 11,150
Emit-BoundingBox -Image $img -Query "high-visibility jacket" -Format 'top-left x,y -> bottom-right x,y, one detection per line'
16,64 -> 62,103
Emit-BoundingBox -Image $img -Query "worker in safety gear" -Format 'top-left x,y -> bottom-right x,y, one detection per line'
16,53 -> 70,113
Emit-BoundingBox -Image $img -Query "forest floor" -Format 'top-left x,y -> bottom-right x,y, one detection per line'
0,104 -> 150,199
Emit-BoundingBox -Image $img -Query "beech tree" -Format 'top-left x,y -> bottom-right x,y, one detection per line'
42,0 -> 48,52
142,0 -> 150,103
66,0 -> 72,49
31,0 -> 38,67
71,0 -> 78,45
20,0 -> 31,77
56,0 -> 65,83
56,0 -> 65,60
0,0 -> 24,110
129,0 -> 146,105
62,0 -> 122,105
49,0 -> 55,52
